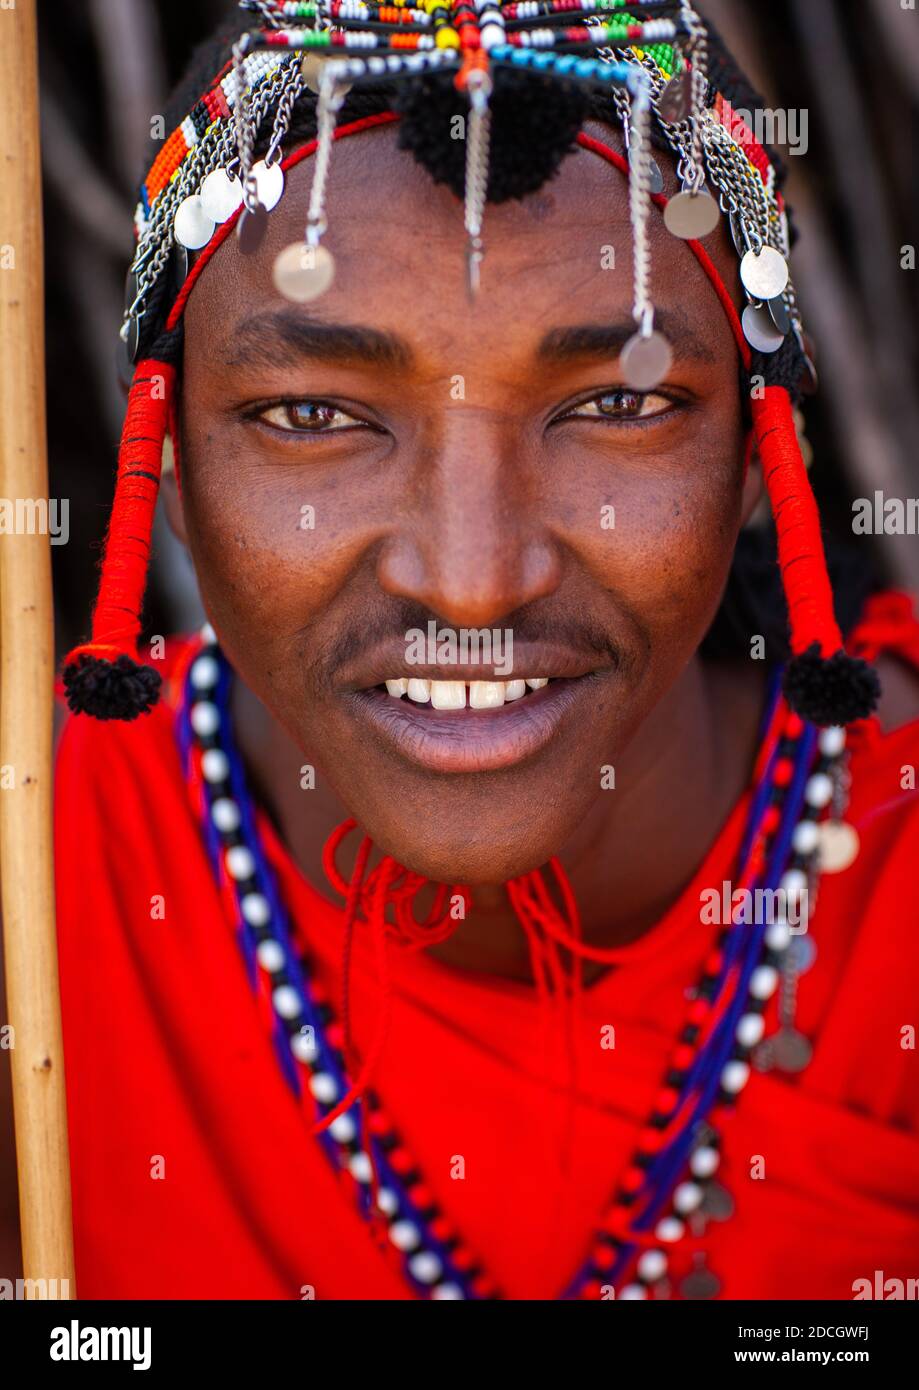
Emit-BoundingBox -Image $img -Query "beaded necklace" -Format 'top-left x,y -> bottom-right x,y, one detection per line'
176,630 -> 849,1299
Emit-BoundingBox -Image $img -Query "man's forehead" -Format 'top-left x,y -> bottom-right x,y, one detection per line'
189,122 -> 741,363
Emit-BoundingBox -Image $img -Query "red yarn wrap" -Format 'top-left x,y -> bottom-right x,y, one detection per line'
751,386 -> 843,659
65,359 -> 175,669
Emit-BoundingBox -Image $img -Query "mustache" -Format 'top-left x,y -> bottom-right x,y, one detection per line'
317,597 -> 623,678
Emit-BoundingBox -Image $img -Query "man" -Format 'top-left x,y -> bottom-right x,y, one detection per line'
53,0 -> 919,1299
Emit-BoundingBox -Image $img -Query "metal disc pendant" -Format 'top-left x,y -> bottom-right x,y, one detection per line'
126,314 -> 141,362
663,189 -> 720,240
301,53 -> 352,98
172,240 -> 189,288
620,330 -> 673,391
118,315 -> 141,381
123,268 -> 139,314
786,932 -> 817,974
793,323 -> 819,393
251,159 -> 284,213
116,334 -> 134,389
658,70 -> 690,124
174,193 -> 216,250
816,820 -> 860,873
742,303 -> 785,354
771,1027 -> 813,1074
636,155 -> 663,196
740,245 -> 789,300
768,294 -> 792,335
680,1264 -> 721,1300
199,167 -> 243,223
237,203 -> 269,256
700,1182 -> 734,1222
273,241 -> 335,303
729,212 -> 745,257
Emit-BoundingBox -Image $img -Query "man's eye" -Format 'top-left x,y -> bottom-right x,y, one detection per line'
562,389 -> 672,422
258,402 -> 364,433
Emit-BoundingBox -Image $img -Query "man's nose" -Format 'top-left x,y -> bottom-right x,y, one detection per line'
376,413 -> 562,628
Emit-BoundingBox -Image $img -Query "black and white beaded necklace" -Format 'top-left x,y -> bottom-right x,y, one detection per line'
177,627 -> 853,1299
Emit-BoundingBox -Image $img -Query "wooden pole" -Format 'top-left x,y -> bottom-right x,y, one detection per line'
0,0 -> 76,1297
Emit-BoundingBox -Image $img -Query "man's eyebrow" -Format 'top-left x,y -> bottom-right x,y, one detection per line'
537,313 -> 718,366
222,308 -> 413,370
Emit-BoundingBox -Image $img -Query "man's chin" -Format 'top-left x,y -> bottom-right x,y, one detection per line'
337,794 -> 595,889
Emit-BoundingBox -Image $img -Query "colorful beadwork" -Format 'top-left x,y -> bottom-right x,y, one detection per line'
122,0 -> 798,383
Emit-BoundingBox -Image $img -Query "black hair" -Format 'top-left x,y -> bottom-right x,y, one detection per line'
152,3 -> 878,662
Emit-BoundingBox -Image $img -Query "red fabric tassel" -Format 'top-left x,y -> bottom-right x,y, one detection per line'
65,359 -> 175,668
751,385 -> 843,659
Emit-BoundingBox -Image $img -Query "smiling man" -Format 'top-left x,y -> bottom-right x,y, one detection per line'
53,0 -> 919,1301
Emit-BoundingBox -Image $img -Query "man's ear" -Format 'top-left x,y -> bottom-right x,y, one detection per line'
161,434 -> 189,547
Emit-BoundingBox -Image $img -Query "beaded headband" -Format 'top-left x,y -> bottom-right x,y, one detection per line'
64,0 -> 880,727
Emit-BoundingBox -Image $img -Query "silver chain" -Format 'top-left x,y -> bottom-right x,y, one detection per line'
306,70 -> 347,245
681,1 -> 708,191
464,70 -> 493,296
233,39 -> 262,214
626,72 -> 654,335
266,61 -> 303,167
121,55 -> 299,338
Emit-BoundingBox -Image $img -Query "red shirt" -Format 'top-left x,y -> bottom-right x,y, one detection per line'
54,595 -> 919,1299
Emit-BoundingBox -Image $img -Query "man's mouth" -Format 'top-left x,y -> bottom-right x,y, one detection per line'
348,672 -> 599,774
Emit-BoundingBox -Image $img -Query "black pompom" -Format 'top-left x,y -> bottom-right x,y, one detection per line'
395,68 -> 588,203
63,654 -> 162,721
782,644 -> 881,727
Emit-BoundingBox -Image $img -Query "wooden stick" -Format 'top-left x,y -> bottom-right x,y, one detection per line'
0,0 -> 75,1297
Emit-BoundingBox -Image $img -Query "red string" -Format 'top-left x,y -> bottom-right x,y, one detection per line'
340,833 -> 373,1072
752,386 -> 843,658
323,818 -> 468,948
66,359 -> 176,666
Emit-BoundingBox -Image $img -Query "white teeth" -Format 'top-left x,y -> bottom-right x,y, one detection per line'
469,681 -> 506,709
430,680 -> 467,710
407,678 -> 431,703
387,677 -> 552,705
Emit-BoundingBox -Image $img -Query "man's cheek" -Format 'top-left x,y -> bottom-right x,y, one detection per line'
585,482 -> 736,609
186,482 -> 360,630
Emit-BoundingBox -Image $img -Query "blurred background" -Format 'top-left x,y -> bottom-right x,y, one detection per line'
1,0 -> 917,1280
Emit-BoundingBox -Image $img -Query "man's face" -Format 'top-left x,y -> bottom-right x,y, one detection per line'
172,121 -> 753,884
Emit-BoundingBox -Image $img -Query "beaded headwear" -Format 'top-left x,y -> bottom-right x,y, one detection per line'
63,0 -> 880,726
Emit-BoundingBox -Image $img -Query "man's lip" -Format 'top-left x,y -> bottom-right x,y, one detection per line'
346,673 -> 598,774
340,642 -> 604,690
